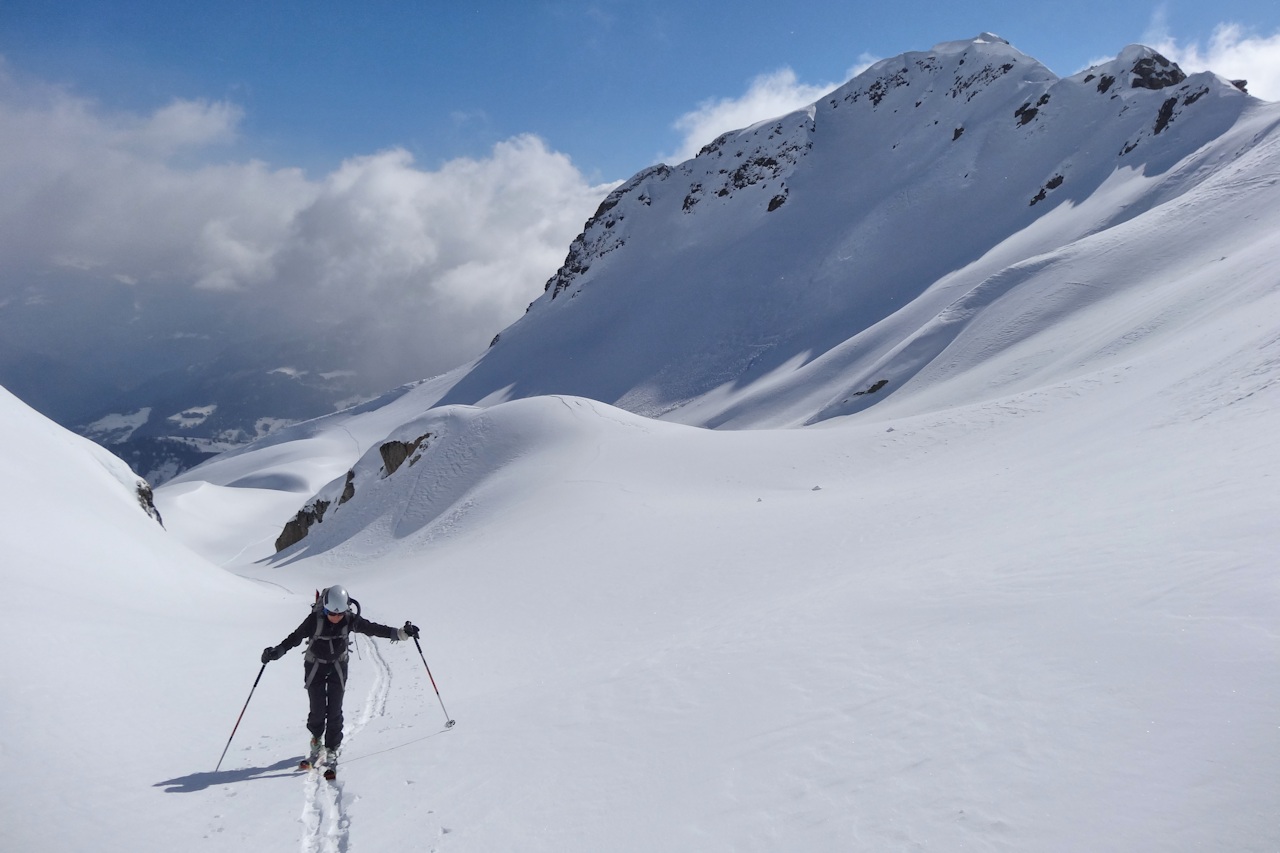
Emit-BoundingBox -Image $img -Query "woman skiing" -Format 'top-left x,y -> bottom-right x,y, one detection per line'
261,585 -> 418,778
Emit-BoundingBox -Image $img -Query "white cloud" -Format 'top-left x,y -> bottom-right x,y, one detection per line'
130,98 -> 243,155
668,68 -> 838,164
269,137 -> 608,330
667,58 -> 879,165
0,65 -> 615,390
1146,22 -> 1280,101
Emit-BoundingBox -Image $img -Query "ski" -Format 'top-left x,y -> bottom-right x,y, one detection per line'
296,739 -> 337,778
298,758 -> 336,780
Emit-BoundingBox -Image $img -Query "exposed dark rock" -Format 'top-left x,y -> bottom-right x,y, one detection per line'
707,134 -> 811,202
697,134 -> 730,158
489,332 -> 501,347
949,62 -> 1016,102
1097,74 -> 1116,94
545,241 -> 591,297
275,440 -> 419,552
846,67 -> 913,106
380,432 -> 431,476
1153,97 -> 1179,135
730,157 -> 779,190
1232,79 -> 1248,93
1015,93 -> 1050,126
1183,86 -> 1210,106
852,379 -> 889,396
953,126 -> 965,141
1031,173 -> 1066,206
545,165 -> 670,299
136,481 -> 163,526
1131,53 -> 1186,90
276,499 -> 329,552
682,183 -> 703,212
768,193 -> 787,212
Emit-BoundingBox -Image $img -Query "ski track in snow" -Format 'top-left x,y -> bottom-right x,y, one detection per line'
300,635 -> 393,853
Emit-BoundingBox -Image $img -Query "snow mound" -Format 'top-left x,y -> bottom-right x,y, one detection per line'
271,396 -> 675,561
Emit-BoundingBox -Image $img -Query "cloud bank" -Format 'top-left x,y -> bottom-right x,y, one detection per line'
1144,21 -> 1280,101
0,61 -> 615,408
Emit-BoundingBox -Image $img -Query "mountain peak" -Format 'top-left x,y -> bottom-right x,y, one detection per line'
930,32 -> 1011,53
1072,44 -> 1188,92
451,34 -> 1269,430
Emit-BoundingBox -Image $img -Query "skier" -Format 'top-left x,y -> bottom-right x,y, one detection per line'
261,585 -> 419,777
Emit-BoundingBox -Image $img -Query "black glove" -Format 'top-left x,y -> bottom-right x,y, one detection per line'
261,646 -> 278,664
403,621 -> 420,639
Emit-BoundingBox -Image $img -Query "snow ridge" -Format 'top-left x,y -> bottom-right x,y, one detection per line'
436,35 -> 1264,433
164,35 -> 1277,557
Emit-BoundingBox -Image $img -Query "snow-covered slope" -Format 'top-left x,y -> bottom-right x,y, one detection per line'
160,35 -> 1280,564
0,384 -> 304,851
153,323 -> 1280,850
6,34 -> 1279,852
434,35 -> 1270,427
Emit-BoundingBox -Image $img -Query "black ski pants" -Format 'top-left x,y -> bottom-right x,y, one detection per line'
305,660 -> 347,750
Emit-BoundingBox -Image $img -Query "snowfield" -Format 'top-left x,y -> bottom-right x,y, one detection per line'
2,35 -> 1279,853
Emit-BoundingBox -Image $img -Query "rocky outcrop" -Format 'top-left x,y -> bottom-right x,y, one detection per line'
1080,48 -> 1186,94
136,481 -> 164,526
275,499 -> 330,552
1030,174 -> 1065,206
544,166 -> 671,301
1130,52 -> 1186,90
273,433 -> 433,552
379,433 -> 431,476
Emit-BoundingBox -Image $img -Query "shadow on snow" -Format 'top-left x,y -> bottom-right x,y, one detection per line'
154,756 -> 302,793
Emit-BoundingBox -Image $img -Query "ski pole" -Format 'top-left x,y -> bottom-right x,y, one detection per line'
215,662 -> 266,772
411,635 -> 456,728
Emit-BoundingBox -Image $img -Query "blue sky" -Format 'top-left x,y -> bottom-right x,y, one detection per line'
1,0 -> 1278,405
3,0 -> 1278,180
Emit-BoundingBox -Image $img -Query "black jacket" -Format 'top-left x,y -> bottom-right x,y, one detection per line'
277,610 -> 401,665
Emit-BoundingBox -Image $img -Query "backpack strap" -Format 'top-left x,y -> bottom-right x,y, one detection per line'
303,600 -> 352,665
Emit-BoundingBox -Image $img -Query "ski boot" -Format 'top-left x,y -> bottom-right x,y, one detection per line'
321,745 -> 339,781
299,735 -> 322,771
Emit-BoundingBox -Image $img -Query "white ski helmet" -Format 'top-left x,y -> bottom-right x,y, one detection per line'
322,585 -> 351,614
